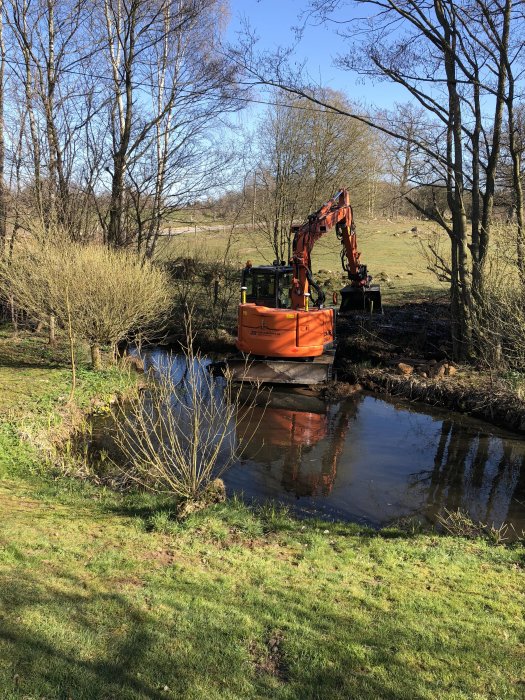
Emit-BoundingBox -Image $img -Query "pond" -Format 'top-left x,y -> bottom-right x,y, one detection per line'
95,349 -> 525,532
227,388 -> 525,531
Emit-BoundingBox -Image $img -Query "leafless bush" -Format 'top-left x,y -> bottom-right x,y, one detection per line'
162,248 -> 241,335
423,225 -> 525,371
113,327 -> 263,508
0,238 -> 173,369
473,229 -> 525,371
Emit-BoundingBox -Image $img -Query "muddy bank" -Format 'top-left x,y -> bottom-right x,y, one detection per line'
350,368 -> 525,435
336,300 -> 453,364
336,301 -> 525,434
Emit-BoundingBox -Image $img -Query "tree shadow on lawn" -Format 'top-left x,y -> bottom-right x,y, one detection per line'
0,326 -> 78,371
0,569 -> 178,700
0,345 -> 65,371
0,559 -> 519,700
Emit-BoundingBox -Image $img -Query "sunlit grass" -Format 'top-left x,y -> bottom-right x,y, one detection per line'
156,217 -> 448,305
1,475 -> 523,700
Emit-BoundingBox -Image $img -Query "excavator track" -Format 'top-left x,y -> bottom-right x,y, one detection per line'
221,350 -> 335,386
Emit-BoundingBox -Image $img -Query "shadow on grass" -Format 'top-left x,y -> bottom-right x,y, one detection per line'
0,569 -> 179,700
0,353 -> 64,371
0,337 -> 66,371
0,557 -> 519,700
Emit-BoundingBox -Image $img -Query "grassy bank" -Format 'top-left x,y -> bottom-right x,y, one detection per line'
1,328 -> 524,700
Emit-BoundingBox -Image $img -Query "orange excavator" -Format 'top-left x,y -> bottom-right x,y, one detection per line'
235,189 -> 380,376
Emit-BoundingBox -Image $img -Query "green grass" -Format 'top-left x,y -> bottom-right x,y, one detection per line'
1,327 -> 524,699
157,217 -> 447,305
0,326 -> 134,420
1,481 -> 524,700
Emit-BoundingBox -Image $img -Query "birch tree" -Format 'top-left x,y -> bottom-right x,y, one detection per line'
6,0 -> 93,238
95,0 -> 238,253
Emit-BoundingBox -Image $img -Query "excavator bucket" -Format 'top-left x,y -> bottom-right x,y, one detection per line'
339,284 -> 382,314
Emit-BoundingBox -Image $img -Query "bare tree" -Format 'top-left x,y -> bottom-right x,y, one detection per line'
92,0 -> 239,252
253,89 -> 379,262
505,96 -> 525,279
379,104 -> 427,218
5,0 -> 94,238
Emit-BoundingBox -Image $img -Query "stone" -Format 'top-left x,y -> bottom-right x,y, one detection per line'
429,360 -> 447,378
446,365 -> 457,376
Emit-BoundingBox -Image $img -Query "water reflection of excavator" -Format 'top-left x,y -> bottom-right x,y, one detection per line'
237,392 -> 357,497
233,189 -> 381,385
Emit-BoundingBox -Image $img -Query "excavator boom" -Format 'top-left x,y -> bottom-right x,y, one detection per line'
290,188 -> 380,312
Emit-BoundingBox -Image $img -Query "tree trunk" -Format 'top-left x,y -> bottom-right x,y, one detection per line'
0,0 -> 6,256
10,295 -> 17,334
66,287 -> 76,401
108,153 -> 125,247
48,314 -> 56,346
90,343 -> 102,370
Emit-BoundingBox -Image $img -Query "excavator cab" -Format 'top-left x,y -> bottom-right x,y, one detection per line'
242,263 -> 294,309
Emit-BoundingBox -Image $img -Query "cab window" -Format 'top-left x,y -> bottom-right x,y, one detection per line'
255,274 -> 275,299
277,272 -> 293,308
244,271 -> 253,296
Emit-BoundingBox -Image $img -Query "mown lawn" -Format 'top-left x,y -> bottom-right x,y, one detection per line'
1,328 -> 524,699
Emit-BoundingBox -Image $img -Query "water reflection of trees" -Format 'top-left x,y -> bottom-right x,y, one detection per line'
415,420 -> 525,526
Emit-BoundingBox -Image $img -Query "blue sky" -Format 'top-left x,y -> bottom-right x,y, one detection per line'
226,0 -> 407,110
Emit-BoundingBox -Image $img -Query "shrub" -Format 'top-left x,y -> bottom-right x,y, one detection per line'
113,331 -> 262,509
1,239 -> 173,369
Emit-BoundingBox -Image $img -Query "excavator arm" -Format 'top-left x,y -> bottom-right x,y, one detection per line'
290,189 -> 374,310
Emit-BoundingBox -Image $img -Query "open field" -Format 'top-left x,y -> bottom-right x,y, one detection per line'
157,218 -> 447,305
1,328 -> 524,699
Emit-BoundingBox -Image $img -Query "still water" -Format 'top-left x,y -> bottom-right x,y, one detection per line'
227,389 -> 525,530
134,350 -> 525,530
